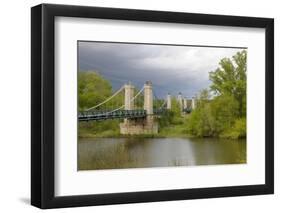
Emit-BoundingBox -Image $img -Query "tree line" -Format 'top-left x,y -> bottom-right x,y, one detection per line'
187,50 -> 247,139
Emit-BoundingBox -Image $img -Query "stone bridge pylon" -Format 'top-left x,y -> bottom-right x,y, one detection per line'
120,81 -> 158,135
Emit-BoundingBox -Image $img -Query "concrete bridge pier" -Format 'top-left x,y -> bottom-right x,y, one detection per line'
120,81 -> 158,135
191,97 -> 196,109
183,98 -> 187,109
123,83 -> 134,124
120,83 -> 134,134
177,92 -> 183,112
143,81 -> 158,133
144,81 -> 153,124
124,83 -> 134,110
167,93 -> 171,110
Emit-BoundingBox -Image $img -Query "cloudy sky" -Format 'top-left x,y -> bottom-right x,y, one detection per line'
78,41 -> 245,98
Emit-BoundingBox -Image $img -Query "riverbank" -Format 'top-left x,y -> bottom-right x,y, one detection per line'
78,124 -> 224,140
78,117 -> 246,140
79,127 -> 245,140
78,127 -> 186,139
78,124 -> 194,139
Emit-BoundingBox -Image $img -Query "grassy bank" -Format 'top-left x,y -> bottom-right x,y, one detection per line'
78,120 -> 120,138
78,116 -> 193,139
78,115 -> 245,140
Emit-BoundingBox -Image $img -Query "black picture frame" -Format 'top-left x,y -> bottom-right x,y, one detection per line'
31,3 -> 274,209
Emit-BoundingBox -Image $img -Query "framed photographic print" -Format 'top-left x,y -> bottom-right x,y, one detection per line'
31,4 -> 274,209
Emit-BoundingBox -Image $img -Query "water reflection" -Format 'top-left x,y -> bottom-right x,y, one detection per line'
78,137 -> 246,170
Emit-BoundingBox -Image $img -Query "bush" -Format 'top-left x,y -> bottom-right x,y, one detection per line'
186,91 -> 242,138
79,119 -> 120,138
221,117 -> 246,139
158,97 -> 184,127
209,94 -> 239,136
187,104 -> 213,137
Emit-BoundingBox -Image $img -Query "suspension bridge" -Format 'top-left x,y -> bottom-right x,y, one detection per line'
78,81 -> 196,134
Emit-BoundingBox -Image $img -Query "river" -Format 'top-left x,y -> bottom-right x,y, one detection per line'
78,137 -> 246,170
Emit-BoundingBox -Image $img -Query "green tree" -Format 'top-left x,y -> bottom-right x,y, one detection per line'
187,51 -> 247,138
210,94 -> 239,136
209,50 -> 247,117
78,71 -> 121,137
195,89 -> 211,108
158,97 -> 183,128
187,89 -> 213,137
78,71 -> 112,110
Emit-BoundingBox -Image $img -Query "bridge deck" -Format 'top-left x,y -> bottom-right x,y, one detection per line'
79,109 -> 167,121
182,108 -> 192,113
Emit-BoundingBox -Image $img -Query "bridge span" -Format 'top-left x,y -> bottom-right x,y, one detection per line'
79,81 -> 196,134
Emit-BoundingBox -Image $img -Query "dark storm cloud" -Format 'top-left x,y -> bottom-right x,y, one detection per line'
78,41 -> 243,98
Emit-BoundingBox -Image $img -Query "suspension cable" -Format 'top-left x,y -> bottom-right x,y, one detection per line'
160,99 -> 167,108
85,85 -> 124,111
103,86 -> 144,115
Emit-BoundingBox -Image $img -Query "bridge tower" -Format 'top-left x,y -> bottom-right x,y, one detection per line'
167,93 -> 171,110
177,92 -> 183,112
144,81 -> 153,123
123,83 -> 134,125
191,96 -> 196,109
183,98 -> 187,109
124,83 -> 135,110
143,81 -> 158,133
120,81 -> 158,135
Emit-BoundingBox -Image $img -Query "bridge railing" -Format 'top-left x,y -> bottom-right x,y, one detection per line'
78,109 -> 147,121
79,107 -> 169,121
182,108 -> 192,113
153,108 -> 168,115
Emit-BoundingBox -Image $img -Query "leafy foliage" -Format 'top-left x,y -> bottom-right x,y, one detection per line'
78,71 -> 121,137
209,50 -> 247,117
158,97 -> 183,128
221,117 -> 247,139
187,51 -> 247,138
78,71 -> 112,110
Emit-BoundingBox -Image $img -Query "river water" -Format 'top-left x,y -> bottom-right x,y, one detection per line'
78,137 -> 246,170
